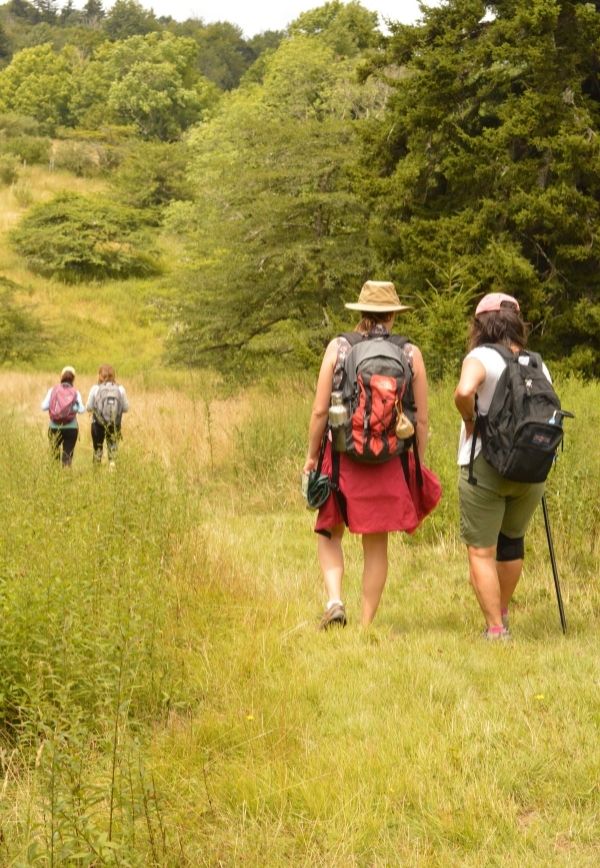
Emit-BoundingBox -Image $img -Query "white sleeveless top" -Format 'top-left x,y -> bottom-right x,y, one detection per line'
457,347 -> 551,466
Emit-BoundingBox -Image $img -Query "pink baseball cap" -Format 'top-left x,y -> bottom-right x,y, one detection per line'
475,292 -> 520,315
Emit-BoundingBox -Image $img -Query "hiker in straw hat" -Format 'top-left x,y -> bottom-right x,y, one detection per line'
303,280 -> 439,629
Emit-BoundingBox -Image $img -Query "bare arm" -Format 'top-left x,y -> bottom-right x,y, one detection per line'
454,356 -> 486,439
303,340 -> 337,473
410,346 -> 429,462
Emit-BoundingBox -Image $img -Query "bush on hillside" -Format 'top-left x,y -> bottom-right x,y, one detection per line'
1,134 -> 51,165
0,112 -> 42,138
10,193 -> 162,282
0,153 -> 20,185
50,140 -> 103,177
112,140 -> 192,218
0,278 -> 46,363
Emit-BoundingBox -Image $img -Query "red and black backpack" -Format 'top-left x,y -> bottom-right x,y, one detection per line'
337,332 -> 416,463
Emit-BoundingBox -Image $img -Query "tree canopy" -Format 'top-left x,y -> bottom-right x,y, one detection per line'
0,0 -> 598,378
363,0 -> 600,375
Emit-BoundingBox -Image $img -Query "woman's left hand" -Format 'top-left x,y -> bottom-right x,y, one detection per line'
303,455 -> 317,474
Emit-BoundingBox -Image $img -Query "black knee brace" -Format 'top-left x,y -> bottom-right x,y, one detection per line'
496,532 -> 524,562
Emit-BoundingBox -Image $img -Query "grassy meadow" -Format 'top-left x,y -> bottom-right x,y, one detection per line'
1,169 -> 600,865
0,368 -> 598,865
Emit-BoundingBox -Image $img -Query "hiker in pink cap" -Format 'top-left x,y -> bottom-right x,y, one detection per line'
454,293 -> 553,640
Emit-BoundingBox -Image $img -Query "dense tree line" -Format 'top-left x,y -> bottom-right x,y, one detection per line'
167,0 -> 600,377
0,0 -> 281,90
364,0 -> 600,376
0,0 -> 598,377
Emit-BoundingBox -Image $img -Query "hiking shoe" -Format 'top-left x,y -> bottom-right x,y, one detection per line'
483,625 -> 511,642
319,603 -> 347,630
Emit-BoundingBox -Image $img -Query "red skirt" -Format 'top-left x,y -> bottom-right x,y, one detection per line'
314,439 -> 442,535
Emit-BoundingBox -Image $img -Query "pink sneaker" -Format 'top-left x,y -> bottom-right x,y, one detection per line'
483,625 -> 511,641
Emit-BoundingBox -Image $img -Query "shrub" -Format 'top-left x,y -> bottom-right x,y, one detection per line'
10,193 -> 162,282
0,112 -> 41,138
112,140 -> 192,215
1,135 -> 51,165
50,140 -> 102,177
0,278 -> 46,362
0,154 -> 20,185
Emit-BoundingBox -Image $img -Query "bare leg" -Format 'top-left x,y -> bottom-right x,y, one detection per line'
317,524 -> 345,602
467,545 -> 503,629
361,532 -> 388,626
497,559 -> 522,611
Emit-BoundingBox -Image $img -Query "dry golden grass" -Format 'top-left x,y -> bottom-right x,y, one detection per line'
0,166 -> 106,231
0,370 -> 253,477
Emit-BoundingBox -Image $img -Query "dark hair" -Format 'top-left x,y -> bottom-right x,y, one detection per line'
61,371 -> 75,384
355,311 -> 394,334
468,303 -> 529,350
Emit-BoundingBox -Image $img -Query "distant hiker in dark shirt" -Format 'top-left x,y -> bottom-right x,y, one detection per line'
86,364 -> 129,467
41,365 -> 85,467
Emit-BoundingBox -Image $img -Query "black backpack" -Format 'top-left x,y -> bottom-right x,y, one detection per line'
468,344 -> 571,485
337,332 -> 416,463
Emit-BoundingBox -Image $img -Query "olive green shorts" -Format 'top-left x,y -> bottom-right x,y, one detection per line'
459,453 -> 545,549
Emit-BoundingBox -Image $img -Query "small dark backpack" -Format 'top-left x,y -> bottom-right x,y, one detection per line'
49,383 -> 78,424
94,383 -> 123,426
469,344 -> 570,485
337,332 -> 416,463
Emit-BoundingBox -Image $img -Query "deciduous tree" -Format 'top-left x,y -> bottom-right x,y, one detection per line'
0,41 -> 76,128
167,33 -> 389,373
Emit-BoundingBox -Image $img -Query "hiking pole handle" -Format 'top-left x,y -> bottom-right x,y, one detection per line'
541,494 -> 567,635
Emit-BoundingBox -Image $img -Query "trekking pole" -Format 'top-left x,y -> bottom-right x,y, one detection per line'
541,494 -> 567,635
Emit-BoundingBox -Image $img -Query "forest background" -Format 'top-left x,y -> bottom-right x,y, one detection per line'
0,0 -> 599,864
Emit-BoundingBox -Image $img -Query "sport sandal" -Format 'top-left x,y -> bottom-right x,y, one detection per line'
319,603 -> 347,630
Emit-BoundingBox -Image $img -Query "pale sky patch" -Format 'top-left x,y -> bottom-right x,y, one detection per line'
89,0 -> 440,38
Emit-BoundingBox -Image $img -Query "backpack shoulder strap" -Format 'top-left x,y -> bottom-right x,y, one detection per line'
388,334 -> 410,348
481,342 -> 515,363
483,342 -> 545,371
339,331 -> 365,347
523,350 -> 542,369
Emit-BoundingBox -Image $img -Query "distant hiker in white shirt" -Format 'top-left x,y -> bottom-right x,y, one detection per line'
86,364 -> 129,467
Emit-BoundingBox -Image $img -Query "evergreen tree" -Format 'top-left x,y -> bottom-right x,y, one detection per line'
103,0 -> 158,40
32,0 -> 57,23
83,0 -> 104,23
365,0 -> 600,375
192,21 -> 255,90
6,0 -> 40,24
7,0 -> 40,22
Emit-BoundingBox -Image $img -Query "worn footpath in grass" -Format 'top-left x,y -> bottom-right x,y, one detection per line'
144,376 -> 600,865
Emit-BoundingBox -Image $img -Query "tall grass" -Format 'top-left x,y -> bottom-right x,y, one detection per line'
0,371 -> 598,864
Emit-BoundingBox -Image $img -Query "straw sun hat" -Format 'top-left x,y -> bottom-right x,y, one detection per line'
345,281 -> 411,313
